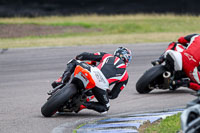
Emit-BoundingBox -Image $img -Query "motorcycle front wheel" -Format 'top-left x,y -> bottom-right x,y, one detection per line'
41,83 -> 77,117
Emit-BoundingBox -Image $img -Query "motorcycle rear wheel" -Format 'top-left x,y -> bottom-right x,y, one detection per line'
136,65 -> 166,94
41,83 -> 77,117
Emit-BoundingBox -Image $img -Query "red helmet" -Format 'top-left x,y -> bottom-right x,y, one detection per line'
114,47 -> 132,66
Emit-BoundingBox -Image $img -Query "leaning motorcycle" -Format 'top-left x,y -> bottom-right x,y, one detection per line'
136,50 -> 189,94
41,62 -> 99,117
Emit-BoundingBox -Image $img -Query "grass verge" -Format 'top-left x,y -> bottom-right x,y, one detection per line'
139,113 -> 181,133
0,14 -> 200,48
0,32 -> 190,48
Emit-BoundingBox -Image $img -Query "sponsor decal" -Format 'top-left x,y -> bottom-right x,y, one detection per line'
116,74 -> 122,76
184,53 -> 196,62
81,73 -> 88,82
94,71 -> 106,84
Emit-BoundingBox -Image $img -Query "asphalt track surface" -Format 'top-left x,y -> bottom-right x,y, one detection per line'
0,43 -> 196,133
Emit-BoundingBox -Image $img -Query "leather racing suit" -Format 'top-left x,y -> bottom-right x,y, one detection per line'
165,34 -> 200,91
178,34 -> 200,91
66,52 -> 129,113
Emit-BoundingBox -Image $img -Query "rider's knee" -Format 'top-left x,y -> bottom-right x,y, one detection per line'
104,103 -> 110,111
165,50 -> 183,71
99,103 -> 110,112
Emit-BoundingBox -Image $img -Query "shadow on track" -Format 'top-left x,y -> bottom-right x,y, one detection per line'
37,111 -> 105,119
134,88 -> 195,95
149,89 -> 194,95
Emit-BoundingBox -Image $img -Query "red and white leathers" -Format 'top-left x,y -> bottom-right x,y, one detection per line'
76,52 -> 129,99
180,34 -> 200,91
166,42 -> 186,53
165,34 -> 200,91
52,51 -> 129,113
75,51 -> 129,113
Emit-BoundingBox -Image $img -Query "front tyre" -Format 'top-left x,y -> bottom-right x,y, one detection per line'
41,83 -> 77,117
136,65 -> 166,94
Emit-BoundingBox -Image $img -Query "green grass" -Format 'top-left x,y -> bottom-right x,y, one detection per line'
1,14 -> 200,33
143,113 -> 181,133
73,123 -> 86,133
1,14 -> 200,48
73,113 -> 181,133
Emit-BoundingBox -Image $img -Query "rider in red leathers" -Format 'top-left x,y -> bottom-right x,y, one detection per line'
154,34 -> 200,91
177,34 -> 200,91
52,47 -> 132,114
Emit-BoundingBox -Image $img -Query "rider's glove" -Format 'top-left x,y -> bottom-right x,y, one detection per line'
151,59 -> 161,66
151,55 -> 165,66
76,52 -> 88,60
151,58 -> 164,66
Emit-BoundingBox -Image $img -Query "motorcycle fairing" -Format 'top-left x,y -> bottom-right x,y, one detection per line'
90,67 -> 109,91
74,65 -> 96,90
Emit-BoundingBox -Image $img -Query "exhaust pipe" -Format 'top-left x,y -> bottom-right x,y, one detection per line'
163,71 -> 171,89
163,71 -> 171,78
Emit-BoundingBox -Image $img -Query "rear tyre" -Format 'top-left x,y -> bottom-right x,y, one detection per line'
41,83 -> 77,117
136,65 -> 166,94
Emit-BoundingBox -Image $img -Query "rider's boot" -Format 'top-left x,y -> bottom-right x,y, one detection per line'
51,72 -> 72,89
51,60 -> 76,88
75,105 -> 87,113
83,102 -> 109,114
51,72 -> 72,88
51,77 -> 62,88
171,79 -> 190,88
75,95 -> 95,113
62,71 -> 72,83
188,82 -> 200,91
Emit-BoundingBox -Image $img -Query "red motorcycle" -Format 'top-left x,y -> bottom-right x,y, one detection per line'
136,45 -> 190,94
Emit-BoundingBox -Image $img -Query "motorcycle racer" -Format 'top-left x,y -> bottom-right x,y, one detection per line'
164,34 -> 200,91
52,47 -> 132,114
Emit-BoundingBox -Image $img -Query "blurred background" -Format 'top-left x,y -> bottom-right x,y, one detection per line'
1,0 -> 200,48
0,0 -> 200,17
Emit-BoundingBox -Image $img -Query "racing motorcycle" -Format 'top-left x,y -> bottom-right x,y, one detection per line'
41,61 -> 99,117
136,50 -> 189,94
